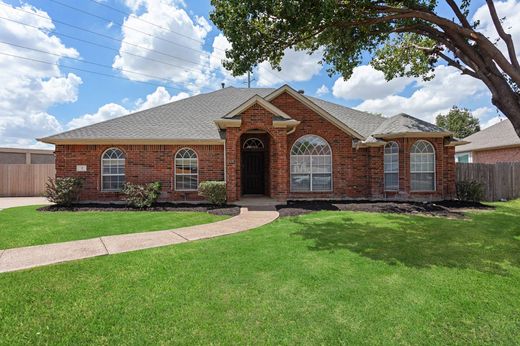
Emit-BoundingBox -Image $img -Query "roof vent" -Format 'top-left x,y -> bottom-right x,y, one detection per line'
297,89 -> 305,94
221,83 -> 225,89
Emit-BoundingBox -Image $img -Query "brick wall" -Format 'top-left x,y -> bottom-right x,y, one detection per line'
54,92 -> 456,202
472,146 -> 520,163
55,144 -> 224,201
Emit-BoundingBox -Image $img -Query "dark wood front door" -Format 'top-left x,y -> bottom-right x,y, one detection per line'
242,151 -> 265,194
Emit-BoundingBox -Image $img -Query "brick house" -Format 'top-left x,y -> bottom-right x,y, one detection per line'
455,119 -> 520,164
39,85 -> 463,203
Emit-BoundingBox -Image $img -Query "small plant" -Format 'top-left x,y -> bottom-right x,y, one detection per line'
456,180 -> 485,202
121,182 -> 162,208
45,177 -> 83,206
198,181 -> 227,205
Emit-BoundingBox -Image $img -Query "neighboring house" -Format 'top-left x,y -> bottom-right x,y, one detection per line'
0,147 -> 55,164
455,119 -> 520,164
39,85 -> 463,202
0,147 -> 55,197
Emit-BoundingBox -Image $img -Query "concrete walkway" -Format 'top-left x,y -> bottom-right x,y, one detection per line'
0,207 -> 279,273
0,197 -> 51,210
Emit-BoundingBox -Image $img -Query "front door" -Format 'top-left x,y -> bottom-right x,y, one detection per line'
242,151 -> 265,194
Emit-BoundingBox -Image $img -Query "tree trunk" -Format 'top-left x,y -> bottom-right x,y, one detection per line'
487,77 -> 520,139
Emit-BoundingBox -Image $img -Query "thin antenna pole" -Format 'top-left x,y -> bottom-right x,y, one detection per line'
247,71 -> 251,88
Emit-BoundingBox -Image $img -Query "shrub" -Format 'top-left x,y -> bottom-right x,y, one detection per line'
121,182 -> 162,208
45,177 -> 83,206
198,181 -> 227,205
456,180 -> 485,202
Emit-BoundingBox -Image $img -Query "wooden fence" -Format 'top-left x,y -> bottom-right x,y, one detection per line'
0,164 -> 55,197
456,162 -> 520,201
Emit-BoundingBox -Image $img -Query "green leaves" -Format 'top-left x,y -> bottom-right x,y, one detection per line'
435,106 -> 481,138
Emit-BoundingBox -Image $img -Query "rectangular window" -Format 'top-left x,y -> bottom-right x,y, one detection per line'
175,157 -> 198,191
290,155 -> 332,192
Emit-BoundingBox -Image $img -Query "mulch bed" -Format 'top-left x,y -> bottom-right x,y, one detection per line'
276,200 -> 493,218
38,203 -> 241,217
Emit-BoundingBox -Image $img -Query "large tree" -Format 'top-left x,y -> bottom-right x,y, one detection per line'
210,0 -> 520,137
436,106 -> 480,138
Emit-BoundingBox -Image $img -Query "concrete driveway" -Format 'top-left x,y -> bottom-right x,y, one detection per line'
0,197 -> 51,210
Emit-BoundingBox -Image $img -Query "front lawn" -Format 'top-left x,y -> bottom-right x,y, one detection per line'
0,206 -> 227,249
1,201 -> 520,344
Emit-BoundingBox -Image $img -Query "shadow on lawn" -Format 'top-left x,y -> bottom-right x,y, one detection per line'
293,204 -> 520,275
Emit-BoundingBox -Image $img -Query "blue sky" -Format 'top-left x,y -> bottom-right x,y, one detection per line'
0,0 -> 518,148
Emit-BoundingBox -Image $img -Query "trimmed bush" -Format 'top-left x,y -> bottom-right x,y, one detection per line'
198,181 -> 227,205
456,180 -> 485,202
45,177 -> 83,206
121,182 -> 162,208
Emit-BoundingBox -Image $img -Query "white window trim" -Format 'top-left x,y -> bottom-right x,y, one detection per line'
101,147 -> 125,192
455,152 -> 472,163
290,135 -> 333,192
384,141 -> 399,191
410,140 -> 436,192
174,147 -> 199,192
242,137 -> 264,150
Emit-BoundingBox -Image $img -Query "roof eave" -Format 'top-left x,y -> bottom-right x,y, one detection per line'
372,131 -> 453,139
38,138 -> 225,145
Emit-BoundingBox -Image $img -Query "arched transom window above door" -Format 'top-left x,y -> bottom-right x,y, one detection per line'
290,135 -> 332,192
243,138 -> 264,150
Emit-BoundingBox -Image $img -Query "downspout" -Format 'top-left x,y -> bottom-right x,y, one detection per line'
223,140 -> 227,183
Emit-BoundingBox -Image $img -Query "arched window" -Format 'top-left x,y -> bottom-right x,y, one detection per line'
410,140 -> 435,191
101,148 -> 125,191
290,135 -> 332,192
243,138 -> 264,150
175,148 -> 198,191
384,141 -> 399,191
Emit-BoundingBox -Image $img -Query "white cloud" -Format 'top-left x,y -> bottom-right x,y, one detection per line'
67,103 -> 129,130
473,0 -> 520,60
316,84 -> 329,97
332,65 -> 415,100
0,1 -> 82,148
135,87 -> 189,111
353,65 -> 488,123
113,0 -> 213,93
68,87 -> 190,129
256,49 -> 323,87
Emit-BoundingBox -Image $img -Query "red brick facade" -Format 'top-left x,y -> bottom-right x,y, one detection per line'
54,91 -> 456,202
472,146 -> 520,164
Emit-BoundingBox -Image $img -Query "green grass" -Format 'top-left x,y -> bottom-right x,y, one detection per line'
0,206 -> 227,249
1,201 -> 520,344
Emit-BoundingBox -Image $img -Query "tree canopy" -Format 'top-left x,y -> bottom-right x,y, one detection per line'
210,0 -> 520,137
436,106 -> 480,138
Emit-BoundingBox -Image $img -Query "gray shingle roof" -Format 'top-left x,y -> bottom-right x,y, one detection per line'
306,96 -> 385,137
39,87 -> 446,143
456,119 -> 520,152
371,113 -> 449,136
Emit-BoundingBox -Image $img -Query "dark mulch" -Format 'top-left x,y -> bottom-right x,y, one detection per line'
276,200 -> 493,218
38,203 -> 241,217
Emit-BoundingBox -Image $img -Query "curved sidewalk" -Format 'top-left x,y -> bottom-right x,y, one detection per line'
0,207 -> 279,273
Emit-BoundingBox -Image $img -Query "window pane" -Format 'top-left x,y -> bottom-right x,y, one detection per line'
411,173 -> 434,191
290,156 -> 311,174
176,174 -> 197,190
312,174 -> 332,191
291,174 -> 310,191
385,173 -> 398,190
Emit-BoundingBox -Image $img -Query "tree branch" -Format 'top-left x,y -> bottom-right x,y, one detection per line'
485,0 -> 520,69
437,51 -> 479,78
445,0 -> 472,29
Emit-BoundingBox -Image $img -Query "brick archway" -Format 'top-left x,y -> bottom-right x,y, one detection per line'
223,104 -> 290,202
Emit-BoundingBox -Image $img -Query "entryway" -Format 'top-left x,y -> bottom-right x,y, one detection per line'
241,136 -> 268,195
